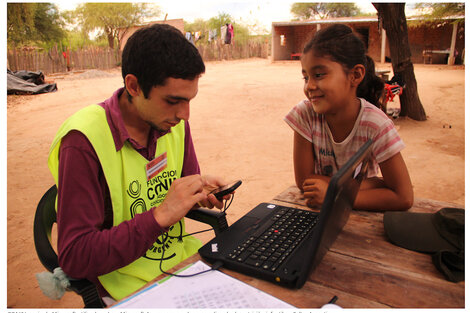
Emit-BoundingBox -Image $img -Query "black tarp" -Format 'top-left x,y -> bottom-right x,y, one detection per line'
7,69 -> 58,95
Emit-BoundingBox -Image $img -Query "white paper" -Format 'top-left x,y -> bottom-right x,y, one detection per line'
113,260 -> 295,308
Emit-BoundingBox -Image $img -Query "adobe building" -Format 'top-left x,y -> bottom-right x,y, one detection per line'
271,16 -> 464,65
118,18 -> 185,51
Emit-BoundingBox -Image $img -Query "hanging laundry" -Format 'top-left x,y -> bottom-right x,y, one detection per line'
190,32 -> 195,44
228,23 -> 234,42
224,23 -> 232,44
221,25 -> 227,43
209,29 -> 217,42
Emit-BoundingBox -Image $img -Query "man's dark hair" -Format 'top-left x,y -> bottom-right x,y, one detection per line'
121,23 -> 205,99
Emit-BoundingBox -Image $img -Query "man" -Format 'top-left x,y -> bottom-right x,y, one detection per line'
48,24 -> 228,302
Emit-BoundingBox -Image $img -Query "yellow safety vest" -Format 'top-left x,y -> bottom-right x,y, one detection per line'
48,104 -> 201,300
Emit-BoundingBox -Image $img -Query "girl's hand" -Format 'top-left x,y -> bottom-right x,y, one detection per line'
303,178 -> 329,208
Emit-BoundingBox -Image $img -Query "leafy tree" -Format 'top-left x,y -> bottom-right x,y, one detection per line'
184,12 -> 253,45
33,3 -> 66,48
409,3 -> 465,28
7,3 -> 35,47
7,3 -> 65,48
291,2 -> 362,20
184,18 -> 210,42
71,3 -> 161,50
208,12 -> 233,34
185,18 -> 209,34
373,3 -> 426,121
414,2 -> 465,18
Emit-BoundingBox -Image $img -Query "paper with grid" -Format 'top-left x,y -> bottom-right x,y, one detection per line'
114,260 -> 295,308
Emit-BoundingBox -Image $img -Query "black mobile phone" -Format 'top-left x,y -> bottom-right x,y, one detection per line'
210,180 -> 242,199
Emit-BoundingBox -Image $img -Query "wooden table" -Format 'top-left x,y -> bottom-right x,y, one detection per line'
118,186 -> 465,308
376,69 -> 391,81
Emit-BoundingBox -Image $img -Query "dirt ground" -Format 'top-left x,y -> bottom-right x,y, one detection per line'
6,59 -> 465,308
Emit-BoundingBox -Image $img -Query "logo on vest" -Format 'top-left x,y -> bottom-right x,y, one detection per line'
126,174 -> 181,262
143,221 -> 183,261
128,180 -> 147,217
146,170 -> 178,207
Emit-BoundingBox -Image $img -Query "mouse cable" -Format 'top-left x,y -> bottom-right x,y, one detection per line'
222,193 -> 234,213
157,196 -> 234,277
168,193 -> 235,241
159,239 -> 223,277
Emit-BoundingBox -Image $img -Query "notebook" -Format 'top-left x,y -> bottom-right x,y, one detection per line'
199,139 -> 373,289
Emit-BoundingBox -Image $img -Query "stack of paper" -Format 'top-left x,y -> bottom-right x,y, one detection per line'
113,261 -> 295,309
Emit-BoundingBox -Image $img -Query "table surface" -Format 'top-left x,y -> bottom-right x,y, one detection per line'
118,186 -> 465,309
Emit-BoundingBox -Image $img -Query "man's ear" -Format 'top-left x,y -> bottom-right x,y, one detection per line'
350,64 -> 365,87
124,74 -> 141,97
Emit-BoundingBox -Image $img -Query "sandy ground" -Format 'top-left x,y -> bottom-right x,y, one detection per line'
6,59 -> 465,308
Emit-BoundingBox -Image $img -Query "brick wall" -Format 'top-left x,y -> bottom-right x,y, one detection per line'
273,20 -> 465,64
273,22 -> 383,62
408,21 -> 465,64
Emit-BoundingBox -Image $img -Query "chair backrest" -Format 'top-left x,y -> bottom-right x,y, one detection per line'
33,185 -> 104,308
33,185 -> 59,272
32,184 -> 229,308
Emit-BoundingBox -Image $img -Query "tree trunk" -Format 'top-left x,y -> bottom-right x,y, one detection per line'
106,28 -> 115,50
373,3 -> 427,121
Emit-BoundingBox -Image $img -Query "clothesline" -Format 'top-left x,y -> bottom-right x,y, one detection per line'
185,23 -> 234,44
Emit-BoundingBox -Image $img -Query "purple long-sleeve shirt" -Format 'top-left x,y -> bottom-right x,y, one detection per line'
56,88 -> 200,296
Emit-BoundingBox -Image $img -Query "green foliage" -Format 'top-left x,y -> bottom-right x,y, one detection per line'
232,24 -> 251,44
185,12 -> 252,44
8,4 -> 267,54
71,3 -> 161,49
414,2 -> 465,17
61,31 -> 91,50
410,3 -> 465,27
291,2 -> 363,20
7,3 -> 66,48
185,18 -> 209,33
7,3 -> 35,46
208,12 -> 233,30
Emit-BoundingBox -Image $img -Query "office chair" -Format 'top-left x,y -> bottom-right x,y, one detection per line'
33,184 -> 229,308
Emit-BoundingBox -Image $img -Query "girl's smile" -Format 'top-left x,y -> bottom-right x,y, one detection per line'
301,52 -> 356,115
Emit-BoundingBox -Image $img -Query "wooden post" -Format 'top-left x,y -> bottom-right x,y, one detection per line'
381,27 -> 387,64
448,22 -> 457,65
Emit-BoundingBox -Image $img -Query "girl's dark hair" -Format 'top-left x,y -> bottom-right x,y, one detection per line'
303,24 -> 384,107
121,23 -> 205,100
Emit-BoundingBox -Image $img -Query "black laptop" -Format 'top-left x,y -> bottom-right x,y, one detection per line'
199,139 -> 373,289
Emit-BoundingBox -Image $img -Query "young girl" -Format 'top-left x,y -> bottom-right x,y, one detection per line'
284,24 -> 413,211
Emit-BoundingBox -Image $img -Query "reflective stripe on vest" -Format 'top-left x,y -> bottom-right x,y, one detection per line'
48,104 -> 201,300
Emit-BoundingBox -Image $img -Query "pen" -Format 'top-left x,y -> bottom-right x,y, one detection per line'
328,295 -> 338,304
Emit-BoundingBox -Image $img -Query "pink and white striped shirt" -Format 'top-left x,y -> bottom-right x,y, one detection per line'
284,98 -> 405,177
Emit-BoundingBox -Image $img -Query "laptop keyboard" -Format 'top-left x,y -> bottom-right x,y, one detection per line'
226,207 -> 319,272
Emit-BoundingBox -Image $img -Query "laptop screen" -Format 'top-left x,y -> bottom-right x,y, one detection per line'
198,139 -> 373,289
295,139 -> 373,287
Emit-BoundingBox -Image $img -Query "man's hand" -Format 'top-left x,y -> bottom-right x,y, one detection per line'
153,175 -> 207,228
303,178 -> 329,208
198,175 -> 231,209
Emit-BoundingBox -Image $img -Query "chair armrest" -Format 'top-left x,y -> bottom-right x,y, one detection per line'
185,207 -> 228,236
68,279 -> 105,308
